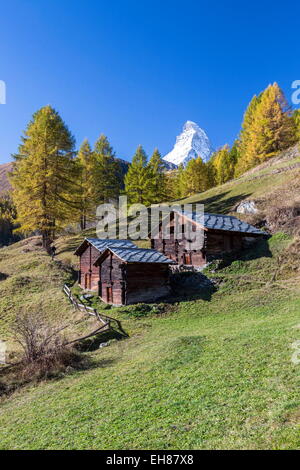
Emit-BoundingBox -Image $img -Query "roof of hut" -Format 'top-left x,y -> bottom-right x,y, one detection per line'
74,238 -> 137,256
94,247 -> 175,265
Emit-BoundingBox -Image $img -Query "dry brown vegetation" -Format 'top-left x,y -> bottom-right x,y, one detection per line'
0,309 -> 88,396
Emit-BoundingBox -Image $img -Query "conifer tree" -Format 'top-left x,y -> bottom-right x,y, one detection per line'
211,144 -> 237,185
206,159 -> 217,189
181,157 -> 209,196
124,145 -> 151,205
147,148 -> 166,203
164,171 -> 178,201
236,93 -> 262,175
76,139 -> 95,230
93,134 -> 121,204
176,164 -> 186,198
236,83 -> 297,175
10,106 -> 76,248
293,109 -> 300,141
164,164 -> 186,200
0,194 -> 17,246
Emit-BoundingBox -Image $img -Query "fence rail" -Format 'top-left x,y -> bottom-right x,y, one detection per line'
62,285 -> 128,337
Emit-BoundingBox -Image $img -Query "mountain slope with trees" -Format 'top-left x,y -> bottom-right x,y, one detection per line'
0,142 -> 300,449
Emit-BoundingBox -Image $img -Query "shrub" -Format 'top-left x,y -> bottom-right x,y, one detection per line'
124,303 -> 165,318
11,309 -> 85,382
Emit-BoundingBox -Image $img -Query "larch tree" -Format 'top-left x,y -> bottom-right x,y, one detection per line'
211,144 -> 237,185
164,171 -> 178,201
163,164 -> 186,201
181,157 -> 209,196
147,148 -> 167,203
0,194 -> 17,246
235,93 -> 262,175
76,139 -> 96,230
236,83 -> 297,175
292,109 -> 300,141
124,145 -> 151,205
10,106 -> 76,248
93,134 -> 121,204
205,159 -> 217,189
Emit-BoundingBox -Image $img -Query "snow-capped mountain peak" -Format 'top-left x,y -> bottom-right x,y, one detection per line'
163,121 -> 213,167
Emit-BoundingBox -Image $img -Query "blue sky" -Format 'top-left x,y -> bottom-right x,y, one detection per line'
0,0 -> 299,164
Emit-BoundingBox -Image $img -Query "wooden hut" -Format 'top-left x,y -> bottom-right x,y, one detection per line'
93,247 -> 175,305
74,238 -> 137,291
151,210 -> 265,268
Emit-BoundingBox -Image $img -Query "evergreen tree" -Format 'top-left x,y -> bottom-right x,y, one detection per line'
164,170 -> 178,201
124,145 -> 151,205
206,159 -> 217,189
229,140 -> 240,171
175,164 -> 186,198
147,148 -> 166,203
292,109 -> 300,141
236,93 -> 262,175
93,134 -> 121,204
76,139 -> 95,230
164,165 -> 186,201
181,157 -> 209,196
236,83 -> 297,175
10,106 -> 76,248
211,144 -> 237,185
0,194 -> 17,246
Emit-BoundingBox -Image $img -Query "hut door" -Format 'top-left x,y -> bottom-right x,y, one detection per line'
183,253 -> 192,265
98,267 -> 102,297
85,273 -> 91,290
106,286 -> 113,303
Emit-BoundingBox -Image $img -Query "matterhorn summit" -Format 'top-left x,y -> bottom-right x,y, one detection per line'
163,121 -> 213,167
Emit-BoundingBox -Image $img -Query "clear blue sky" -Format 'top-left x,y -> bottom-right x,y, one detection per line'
0,0 -> 299,164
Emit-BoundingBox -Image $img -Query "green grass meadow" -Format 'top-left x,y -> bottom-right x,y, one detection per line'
1,149 -> 300,449
0,232 -> 299,449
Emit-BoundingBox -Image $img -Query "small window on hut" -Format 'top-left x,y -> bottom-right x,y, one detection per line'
106,286 -> 113,303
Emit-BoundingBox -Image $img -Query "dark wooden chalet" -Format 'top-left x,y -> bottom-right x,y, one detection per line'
151,210 -> 265,268
74,238 -> 137,291
93,247 -> 175,305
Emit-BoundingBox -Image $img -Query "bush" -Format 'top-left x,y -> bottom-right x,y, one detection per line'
10,309 -> 86,382
124,303 -> 165,318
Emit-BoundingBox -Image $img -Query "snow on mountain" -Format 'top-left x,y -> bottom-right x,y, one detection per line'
163,121 -> 213,167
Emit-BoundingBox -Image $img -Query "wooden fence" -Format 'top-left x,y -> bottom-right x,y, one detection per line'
62,284 -> 128,337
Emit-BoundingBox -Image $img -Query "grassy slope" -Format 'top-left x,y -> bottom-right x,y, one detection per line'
0,234 -> 299,449
178,144 -> 300,214
0,237 -> 105,353
0,148 -> 300,449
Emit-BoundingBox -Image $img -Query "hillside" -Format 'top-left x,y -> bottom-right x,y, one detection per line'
179,144 -> 300,221
0,148 -> 300,450
0,162 -> 12,194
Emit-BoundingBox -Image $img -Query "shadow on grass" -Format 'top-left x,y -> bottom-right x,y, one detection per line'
199,191 -> 252,214
215,237 -> 272,270
0,272 -> 8,281
76,329 -> 127,352
180,191 -> 252,214
169,272 -> 217,302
